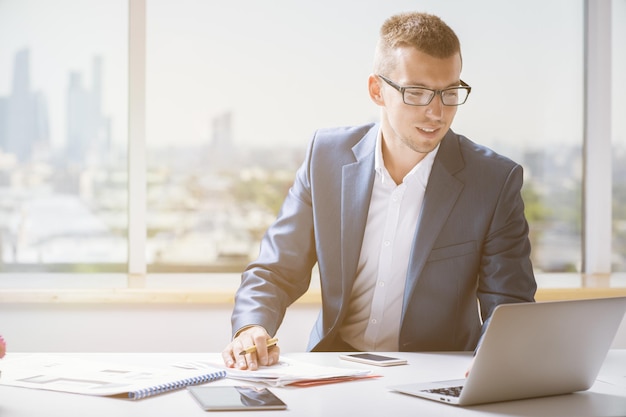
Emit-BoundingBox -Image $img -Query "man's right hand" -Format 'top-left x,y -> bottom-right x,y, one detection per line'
221,325 -> 280,371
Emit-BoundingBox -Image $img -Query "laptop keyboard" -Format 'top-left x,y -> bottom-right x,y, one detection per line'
425,386 -> 463,397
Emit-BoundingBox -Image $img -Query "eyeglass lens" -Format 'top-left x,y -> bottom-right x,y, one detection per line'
403,87 -> 469,106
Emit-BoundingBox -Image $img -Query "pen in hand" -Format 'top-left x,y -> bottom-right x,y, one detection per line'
239,338 -> 279,356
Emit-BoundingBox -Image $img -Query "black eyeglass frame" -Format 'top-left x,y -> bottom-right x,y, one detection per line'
377,74 -> 472,106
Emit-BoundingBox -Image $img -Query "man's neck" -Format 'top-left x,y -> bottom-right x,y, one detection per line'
382,141 -> 428,184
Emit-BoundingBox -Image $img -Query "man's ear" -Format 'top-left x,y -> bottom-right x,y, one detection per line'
368,74 -> 384,106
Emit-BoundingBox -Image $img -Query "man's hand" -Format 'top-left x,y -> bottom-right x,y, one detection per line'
221,325 -> 280,371
465,357 -> 475,377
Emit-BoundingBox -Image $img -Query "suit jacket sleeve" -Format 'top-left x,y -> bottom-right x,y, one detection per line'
474,160 -> 536,347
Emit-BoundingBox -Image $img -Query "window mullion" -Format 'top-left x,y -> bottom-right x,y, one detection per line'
583,0 -> 612,274
128,0 -> 147,278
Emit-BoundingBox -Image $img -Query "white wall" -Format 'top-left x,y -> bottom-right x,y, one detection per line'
0,303 -> 319,353
2,302 -> 626,353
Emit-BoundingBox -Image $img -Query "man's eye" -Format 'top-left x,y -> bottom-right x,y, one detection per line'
405,89 -> 429,99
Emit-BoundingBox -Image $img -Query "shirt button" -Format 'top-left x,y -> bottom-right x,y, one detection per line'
383,241 -> 390,246
378,281 -> 385,287
371,319 -> 377,324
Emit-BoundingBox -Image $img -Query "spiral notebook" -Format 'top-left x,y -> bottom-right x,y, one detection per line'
0,354 -> 226,400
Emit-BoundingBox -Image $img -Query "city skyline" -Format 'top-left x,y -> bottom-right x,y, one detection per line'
0,0 -> 624,273
3,0 -> 619,153
0,48 -> 114,164
0,47 -> 243,165
0,43 -> 595,271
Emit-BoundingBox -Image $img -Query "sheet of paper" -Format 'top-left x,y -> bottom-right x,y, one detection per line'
173,357 -> 373,387
0,354 -> 225,398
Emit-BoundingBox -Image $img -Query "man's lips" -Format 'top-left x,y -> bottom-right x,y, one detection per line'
417,126 -> 441,134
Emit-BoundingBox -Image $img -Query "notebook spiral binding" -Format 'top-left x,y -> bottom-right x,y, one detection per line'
128,369 -> 227,400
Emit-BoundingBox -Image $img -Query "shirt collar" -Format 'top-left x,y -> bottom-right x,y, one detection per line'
374,127 -> 440,184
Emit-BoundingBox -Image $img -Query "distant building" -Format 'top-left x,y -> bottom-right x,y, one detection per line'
0,49 -> 49,162
66,56 -> 111,164
209,111 -> 235,167
0,97 -> 7,151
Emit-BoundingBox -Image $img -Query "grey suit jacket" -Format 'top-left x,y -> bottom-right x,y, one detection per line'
232,123 -> 536,352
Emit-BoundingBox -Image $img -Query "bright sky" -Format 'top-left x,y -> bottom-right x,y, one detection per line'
0,0 -> 622,152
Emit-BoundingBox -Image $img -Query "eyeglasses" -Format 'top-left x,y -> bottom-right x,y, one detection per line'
377,74 -> 471,106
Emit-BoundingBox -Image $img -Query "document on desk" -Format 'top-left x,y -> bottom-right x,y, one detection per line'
0,354 -> 226,400
173,357 -> 376,387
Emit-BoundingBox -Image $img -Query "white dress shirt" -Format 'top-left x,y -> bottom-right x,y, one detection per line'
339,129 -> 438,351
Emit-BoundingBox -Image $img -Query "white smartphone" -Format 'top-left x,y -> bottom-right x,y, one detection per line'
339,353 -> 408,367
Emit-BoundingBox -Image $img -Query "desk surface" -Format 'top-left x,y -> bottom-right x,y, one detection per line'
1,351 -> 625,417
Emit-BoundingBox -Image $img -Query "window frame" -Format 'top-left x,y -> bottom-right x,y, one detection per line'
583,0 -> 612,273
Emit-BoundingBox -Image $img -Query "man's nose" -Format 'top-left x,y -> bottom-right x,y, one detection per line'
425,92 -> 445,119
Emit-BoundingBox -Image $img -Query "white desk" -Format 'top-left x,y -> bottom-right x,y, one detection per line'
1,351 -> 625,417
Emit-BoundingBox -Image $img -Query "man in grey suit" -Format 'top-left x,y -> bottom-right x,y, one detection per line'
222,11 -> 536,371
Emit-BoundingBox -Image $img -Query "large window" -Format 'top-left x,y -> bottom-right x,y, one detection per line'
1,0 -> 621,278
144,0 -> 583,273
0,0 -> 128,272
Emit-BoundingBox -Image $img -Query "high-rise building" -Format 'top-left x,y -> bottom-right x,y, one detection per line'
66,56 -> 110,164
1,49 -> 49,161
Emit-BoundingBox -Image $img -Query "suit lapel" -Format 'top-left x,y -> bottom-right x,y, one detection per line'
340,129 -> 377,305
402,131 -> 465,319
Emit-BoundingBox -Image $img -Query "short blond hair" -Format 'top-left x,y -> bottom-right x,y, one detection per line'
374,12 -> 461,75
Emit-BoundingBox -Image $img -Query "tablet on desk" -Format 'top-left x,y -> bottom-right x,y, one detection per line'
187,386 -> 287,411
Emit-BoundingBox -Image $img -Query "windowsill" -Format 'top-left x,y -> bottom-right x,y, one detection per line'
0,273 -> 321,304
0,273 -> 625,304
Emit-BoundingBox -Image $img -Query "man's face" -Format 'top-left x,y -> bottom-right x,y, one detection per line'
376,46 -> 463,156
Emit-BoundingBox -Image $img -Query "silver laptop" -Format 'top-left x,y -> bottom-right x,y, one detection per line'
390,296 -> 626,406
